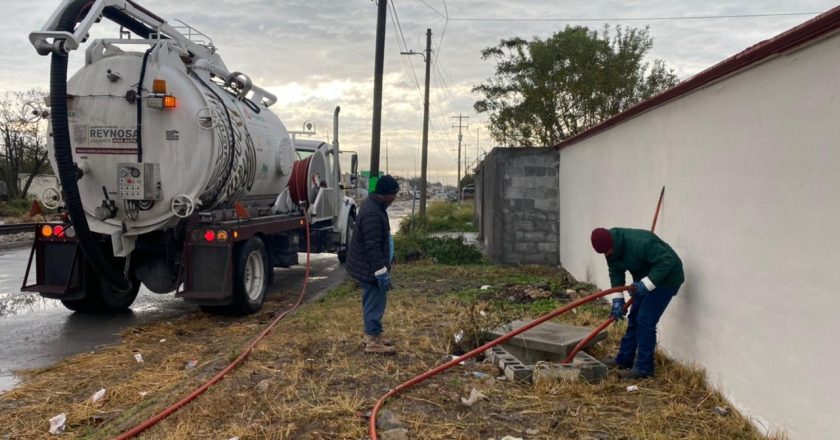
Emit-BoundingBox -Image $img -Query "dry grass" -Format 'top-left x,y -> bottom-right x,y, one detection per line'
0,263 -> 785,439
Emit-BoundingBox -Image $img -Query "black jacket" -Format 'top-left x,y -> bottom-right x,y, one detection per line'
347,196 -> 391,283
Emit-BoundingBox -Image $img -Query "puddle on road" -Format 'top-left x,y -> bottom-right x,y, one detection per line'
0,292 -> 63,317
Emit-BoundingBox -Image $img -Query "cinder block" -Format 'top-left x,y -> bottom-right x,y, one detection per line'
533,363 -> 581,384
569,351 -> 608,383
515,243 -> 531,253
530,353 -> 608,384
522,232 -> 545,242
497,354 -> 520,370
511,198 -> 535,210
504,363 -> 533,382
534,198 -> 558,212
524,166 -> 547,177
484,346 -> 505,364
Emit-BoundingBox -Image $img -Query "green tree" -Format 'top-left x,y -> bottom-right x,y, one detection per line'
473,25 -> 678,147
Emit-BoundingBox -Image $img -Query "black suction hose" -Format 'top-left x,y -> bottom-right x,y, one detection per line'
51,0 -> 131,292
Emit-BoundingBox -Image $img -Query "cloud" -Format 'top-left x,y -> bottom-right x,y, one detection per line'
3,0 -> 835,183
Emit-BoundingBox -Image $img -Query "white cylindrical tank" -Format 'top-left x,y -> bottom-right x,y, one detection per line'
50,40 -> 296,236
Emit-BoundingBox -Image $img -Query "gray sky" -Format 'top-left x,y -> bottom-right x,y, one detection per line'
2,0 -> 836,185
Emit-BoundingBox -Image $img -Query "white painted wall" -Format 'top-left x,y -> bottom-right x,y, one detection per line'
558,33 -> 840,439
17,173 -> 58,199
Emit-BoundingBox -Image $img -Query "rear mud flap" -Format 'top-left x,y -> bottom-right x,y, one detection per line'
176,243 -> 234,304
21,240 -> 86,300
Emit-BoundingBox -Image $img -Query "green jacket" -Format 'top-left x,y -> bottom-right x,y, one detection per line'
606,228 -> 684,291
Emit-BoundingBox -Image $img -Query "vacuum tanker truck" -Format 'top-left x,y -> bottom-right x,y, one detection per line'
23,0 -> 359,314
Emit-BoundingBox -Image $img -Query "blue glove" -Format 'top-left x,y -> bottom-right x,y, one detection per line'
376,269 -> 393,292
632,281 -> 650,298
611,298 -> 626,320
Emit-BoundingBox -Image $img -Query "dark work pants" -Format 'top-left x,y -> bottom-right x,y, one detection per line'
615,286 -> 679,376
361,281 -> 387,336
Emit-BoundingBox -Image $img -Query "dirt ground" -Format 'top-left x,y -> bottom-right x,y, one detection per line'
0,263 -> 783,439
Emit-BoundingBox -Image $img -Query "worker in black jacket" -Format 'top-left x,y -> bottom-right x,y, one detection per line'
347,175 -> 400,354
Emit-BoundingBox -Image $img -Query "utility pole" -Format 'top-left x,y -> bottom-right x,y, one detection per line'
369,0 -> 387,192
476,126 -> 480,163
401,28 -> 432,217
452,114 -> 469,195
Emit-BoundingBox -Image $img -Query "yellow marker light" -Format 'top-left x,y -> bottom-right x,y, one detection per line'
152,79 -> 167,94
217,231 -> 229,241
41,225 -> 53,237
233,231 -> 239,239
163,96 -> 177,109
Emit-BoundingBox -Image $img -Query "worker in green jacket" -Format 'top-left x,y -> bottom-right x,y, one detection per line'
591,227 -> 685,379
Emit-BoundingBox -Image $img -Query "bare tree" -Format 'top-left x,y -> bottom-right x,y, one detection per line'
0,89 -> 50,200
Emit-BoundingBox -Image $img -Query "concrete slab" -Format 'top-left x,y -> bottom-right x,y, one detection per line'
488,319 -> 607,363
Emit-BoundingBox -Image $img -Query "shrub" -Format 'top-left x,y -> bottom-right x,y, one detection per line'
394,230 -> 485,265
399,201 -> 476,234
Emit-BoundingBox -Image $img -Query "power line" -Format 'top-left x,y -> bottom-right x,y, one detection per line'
447,12 -> 820,22
388,1 -> 424,98
435,17 -> 449,62
414,0 -> 446,19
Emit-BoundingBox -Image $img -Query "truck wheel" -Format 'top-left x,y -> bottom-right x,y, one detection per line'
61,263 -> 140,313
207,237 -> 269,315
337,213 -> 355,264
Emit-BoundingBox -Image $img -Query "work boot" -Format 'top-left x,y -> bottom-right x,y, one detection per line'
600,357 -> 631,370
360,334 -> 395,346
617,368 -> 653,380
364,334 -> 396,355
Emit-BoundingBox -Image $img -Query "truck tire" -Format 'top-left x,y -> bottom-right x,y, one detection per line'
204,237 -> 269,315
337,212 -> 355,264
61,262 -> 140,313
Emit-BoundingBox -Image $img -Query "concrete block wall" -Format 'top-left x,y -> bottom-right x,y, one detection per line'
475,148 -> 559,265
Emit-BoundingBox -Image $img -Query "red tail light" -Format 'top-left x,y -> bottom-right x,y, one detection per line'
54,225 -> 65,238
204,230 -> 215,242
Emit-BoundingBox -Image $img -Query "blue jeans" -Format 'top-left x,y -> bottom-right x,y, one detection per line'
615,286 -> 679,376
361,281 -> 387,336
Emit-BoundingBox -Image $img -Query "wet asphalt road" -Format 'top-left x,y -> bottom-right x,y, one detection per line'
0,200 -> 412,393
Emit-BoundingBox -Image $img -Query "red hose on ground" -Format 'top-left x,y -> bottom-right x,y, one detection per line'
563,185 -> 666,364
368,285 -> 630,439
114,209 -> 312,440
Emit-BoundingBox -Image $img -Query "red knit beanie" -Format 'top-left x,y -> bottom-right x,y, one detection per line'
591,228 -> 613,254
